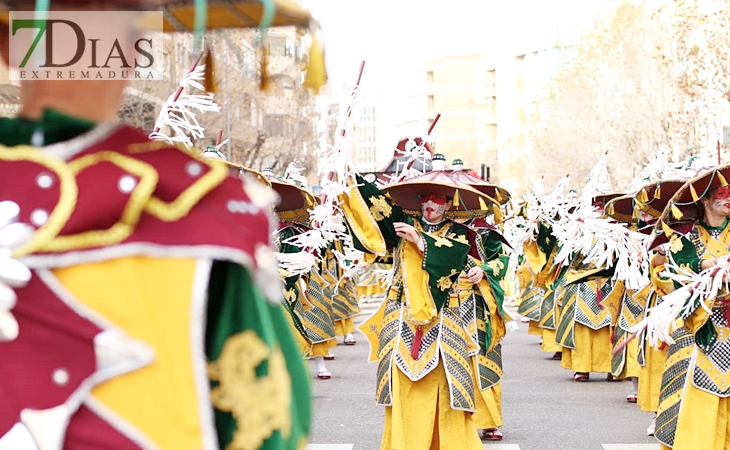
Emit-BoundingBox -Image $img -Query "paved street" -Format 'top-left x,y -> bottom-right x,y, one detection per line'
306,299 -> 660,450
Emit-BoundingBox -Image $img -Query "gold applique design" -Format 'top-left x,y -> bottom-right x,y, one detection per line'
283,286 -> 297,305
432,235 -> 453,248
436,269 -> 459,291
486,259 -> 505,275
368,195 -> 392,221
454,234 -> 469,245
669,234 -> 684,254
209,331 -> 292,450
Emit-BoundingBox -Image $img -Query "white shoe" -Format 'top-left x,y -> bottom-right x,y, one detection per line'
647,416 -> 656,436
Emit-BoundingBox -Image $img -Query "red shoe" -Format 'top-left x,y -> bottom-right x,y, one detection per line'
573,372 -> 589,381
317,370 -> 331,379
552,351 -> 562,360
324,354 -> 335,361
627,394 -> 637,403
480,429 -> 503,441
344,337 -> 356,345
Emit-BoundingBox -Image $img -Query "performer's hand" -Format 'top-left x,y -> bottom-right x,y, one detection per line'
463,266 -> 485,283
393,222 -> 420,244
701,258 -> 718,271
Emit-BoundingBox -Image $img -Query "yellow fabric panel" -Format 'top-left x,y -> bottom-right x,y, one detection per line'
358,294 -> 388,362
309,340 -> 336,357
338,188 -> 386,256
637,344 -> 667,413
471,371 -> 502,430
541,328 -> 562,353
403,241 -> 437,324
669,378 -> 730,450
560,324 -> 612,374
52,257 -> 204,450
524,240 -> 546,274
334,317 -> 355,336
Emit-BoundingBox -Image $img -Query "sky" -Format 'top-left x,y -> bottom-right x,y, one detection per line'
301,0 -> 614,91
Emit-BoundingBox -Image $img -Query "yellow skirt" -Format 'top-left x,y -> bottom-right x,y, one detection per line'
638,344 -> 667,413
659,383 -> 730,450
335,317 -> 356,336
541,328 -> 562,353
309,339 -> 337,357
472,381 -> 502,429
381,362 -> 483,450
615,333 -> 640,379
527,320 -> 542,337
560,324 -> 611,374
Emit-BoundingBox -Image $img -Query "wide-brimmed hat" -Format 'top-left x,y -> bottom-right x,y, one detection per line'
634,179 -> 687,219
604,194 -> 635,223
261,174 -> 317,217
447,169 -> 511,205
659,163 -> 729,225
381,170 -> 497,216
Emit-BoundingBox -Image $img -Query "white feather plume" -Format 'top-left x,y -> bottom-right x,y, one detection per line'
149,64 -> 221,148
630,254 -> 730,347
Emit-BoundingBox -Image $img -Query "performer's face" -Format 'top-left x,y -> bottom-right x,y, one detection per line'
703,186 -> 730,217
419,193 -> 451,222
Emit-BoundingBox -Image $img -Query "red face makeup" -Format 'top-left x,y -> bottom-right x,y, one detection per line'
715,186 -> 730,200
419,193 -> 449,205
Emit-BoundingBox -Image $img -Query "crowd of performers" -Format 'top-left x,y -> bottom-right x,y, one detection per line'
254,136 -> 730,450
513,152 -> 730,450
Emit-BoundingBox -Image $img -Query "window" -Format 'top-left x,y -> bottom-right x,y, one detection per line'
427,95 -> 435,108
427,71 -> 434,83
516,78 -> 524,92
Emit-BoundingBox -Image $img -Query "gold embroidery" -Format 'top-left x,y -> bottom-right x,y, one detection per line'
486,259 -> 505,275
669,234 -> 684,253
432,235 -> 453,248
368,195 -> 392,221
41,151 -> 158,252
436,269 -> 459,291
680,263 -> 692,273
454,234 -> 469,245
145,153 -> 227,222
209,331 -> 292,450
283,286 -> 297,305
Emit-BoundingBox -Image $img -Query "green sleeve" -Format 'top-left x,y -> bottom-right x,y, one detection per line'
346,175 -> 407,251
206,261 -> 310,450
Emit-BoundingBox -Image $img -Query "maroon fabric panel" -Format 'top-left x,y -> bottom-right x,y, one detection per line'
64,405 -> 143,450
0,275 -> 100,435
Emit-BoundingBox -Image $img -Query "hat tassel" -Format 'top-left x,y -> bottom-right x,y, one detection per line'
654,184 -> 661,199
478,197 -> 487,210
671,204 -> 683,220
718,171 -> 728,187
690,184 -> 699,202
453,190 -> 459,207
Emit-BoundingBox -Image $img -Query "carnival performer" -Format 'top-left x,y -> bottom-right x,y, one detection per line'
645,163 -> 730,450
268,167 -> 338,380
323,240 -> 361,346
340,148 -> 495,450
553,156 -> 638,382
0,2 -> 323,447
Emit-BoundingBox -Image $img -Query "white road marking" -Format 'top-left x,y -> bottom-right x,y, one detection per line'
305,445 -> 354,450
602,445 -> 660,450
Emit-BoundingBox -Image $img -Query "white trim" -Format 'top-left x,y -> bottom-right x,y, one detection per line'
84,397 -> 160,450
190,259 -> 219,450
43,122 -> 122,161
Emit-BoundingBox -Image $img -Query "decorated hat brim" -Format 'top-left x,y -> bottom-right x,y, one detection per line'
604,194 -> 635,223
634,179 -> 687,219
446,170 -> 511,205
382,178 -> 497,214
268,177 -> 316,213
661,164 -> 730,224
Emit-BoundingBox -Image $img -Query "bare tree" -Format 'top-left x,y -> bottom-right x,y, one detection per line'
529,1 -> 725,191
